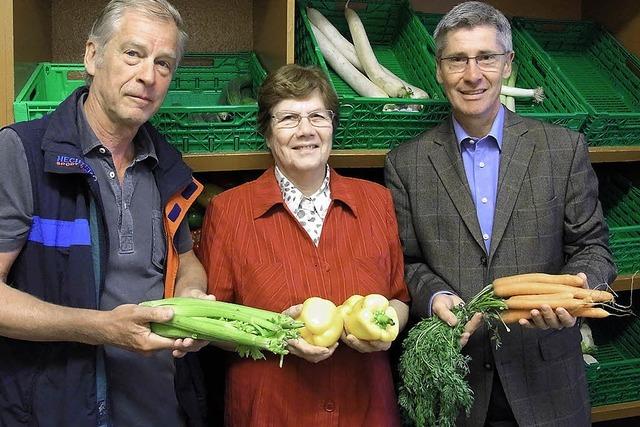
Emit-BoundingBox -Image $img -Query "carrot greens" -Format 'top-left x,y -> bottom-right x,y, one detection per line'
397,284 -> 507,427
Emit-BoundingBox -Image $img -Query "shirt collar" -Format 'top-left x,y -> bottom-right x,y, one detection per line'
275,165 -> 330,211
76,93 -> 158,166
251,167 -> 359,219
452,105 -> 505,150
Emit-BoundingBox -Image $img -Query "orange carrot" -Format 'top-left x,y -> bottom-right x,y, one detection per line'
505,296 -> 586,311
492,282 -> 613,302
570,307 -> 611,318
493,273 -> 584,288
501,306 -> 611,323
493,282 -> 581,297
507,292 -> 574,301
576,289 -> 614,303
500,309 -> 532,324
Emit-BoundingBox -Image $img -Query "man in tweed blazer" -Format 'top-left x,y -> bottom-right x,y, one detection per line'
385,2 -> 616,426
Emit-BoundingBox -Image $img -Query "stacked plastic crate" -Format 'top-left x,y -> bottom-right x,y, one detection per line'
13,53 -> 267,153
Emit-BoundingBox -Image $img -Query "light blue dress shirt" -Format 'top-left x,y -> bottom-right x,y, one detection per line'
428,107 -> 505,315
453,106 -> 505,252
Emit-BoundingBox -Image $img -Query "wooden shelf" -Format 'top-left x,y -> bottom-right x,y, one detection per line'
184,152 -> 272,172
328,149 -> 389,168
589,146 -> 640,163
611,274 -> 640,292
183,149 -> 390,172
593,400 -> 640,422
184,146 -> 640,172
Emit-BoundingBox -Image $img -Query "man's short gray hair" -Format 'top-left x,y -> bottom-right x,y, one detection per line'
86,0 -> 187,85
434,1 -> 512,57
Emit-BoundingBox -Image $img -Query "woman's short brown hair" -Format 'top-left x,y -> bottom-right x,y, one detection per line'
257,64 -> 339,139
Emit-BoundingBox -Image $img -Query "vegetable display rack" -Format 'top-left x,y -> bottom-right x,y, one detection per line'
296,0 -> 451,149
599,173 -> 640,275
512,18 -> 640,147
13,53 -> 268,153
417,12 -> 588,132
587,306 -> 640,407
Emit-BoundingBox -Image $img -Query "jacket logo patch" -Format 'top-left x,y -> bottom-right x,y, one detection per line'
55,155 -> 97,180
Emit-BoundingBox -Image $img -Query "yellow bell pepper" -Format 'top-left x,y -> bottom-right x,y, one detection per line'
340,294 -> 399,342
296,297 -> 343,347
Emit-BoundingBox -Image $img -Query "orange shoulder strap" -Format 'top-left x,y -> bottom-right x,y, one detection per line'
163,178 -> 204,298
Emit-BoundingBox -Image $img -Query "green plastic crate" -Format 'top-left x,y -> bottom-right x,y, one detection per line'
416,13 -> 587,131
13,53 -> 268,153
587,312 -> 640,407
296,0 -> 451,149
599,174 -> 640,274
13,63 -> 86,121
513,18 -> 640,146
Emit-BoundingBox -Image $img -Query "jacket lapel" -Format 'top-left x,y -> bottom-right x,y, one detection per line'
489,111 -> 532,261
427,120 -> 486,251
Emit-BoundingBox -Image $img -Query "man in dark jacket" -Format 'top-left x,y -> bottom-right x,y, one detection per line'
385,2 -> 616,426
0,1 -> 209,426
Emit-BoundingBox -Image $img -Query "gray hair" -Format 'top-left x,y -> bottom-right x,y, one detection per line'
434,1 -> 512,57
86,0 -> 187,85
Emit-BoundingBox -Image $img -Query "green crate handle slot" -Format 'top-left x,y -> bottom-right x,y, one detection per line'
530,56 -> 547,80
181,52 -> 217,67
626,58 -> 640,80
27,87 -> 38,102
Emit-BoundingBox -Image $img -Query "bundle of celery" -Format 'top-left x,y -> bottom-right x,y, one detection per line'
397,285 -> 507,427
141,297 -> 303,360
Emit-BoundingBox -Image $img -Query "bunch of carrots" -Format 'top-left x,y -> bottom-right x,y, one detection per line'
495,273 -> 617,324
398,273 -> 627,427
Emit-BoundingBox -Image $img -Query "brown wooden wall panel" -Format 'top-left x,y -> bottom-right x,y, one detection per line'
1,0 -> 14,125
411,0 -> 581,20
13,0 -> 51,63
12,0 -> 51,98
51,0 -> 253,62
583,0 -> 640,57
253,0 -> 293,71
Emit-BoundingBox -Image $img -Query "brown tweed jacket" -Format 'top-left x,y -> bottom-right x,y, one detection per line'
385,110 -> 616,427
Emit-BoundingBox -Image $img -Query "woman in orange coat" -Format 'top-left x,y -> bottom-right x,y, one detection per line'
198,64 -> 410,426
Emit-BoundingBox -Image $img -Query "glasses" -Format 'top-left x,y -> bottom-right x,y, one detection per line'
271,109 -> 335,129
439,52 -> 510,73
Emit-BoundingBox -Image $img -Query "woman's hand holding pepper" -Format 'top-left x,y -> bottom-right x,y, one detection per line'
283,303 -> 339,363
340,330 -> 391,353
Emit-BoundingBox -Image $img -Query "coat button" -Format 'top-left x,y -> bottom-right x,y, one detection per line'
324,400 -> 336,412
484,362 -> 493,370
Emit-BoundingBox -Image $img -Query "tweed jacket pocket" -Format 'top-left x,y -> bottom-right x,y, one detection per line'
513,195 -> 562,237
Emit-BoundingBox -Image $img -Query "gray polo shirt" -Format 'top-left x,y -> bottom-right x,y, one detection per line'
0,96 -> 192,426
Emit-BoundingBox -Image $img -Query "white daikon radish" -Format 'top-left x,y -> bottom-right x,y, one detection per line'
307,7 -> 429,99
307,7 -> 363,72
344,3 -> 408,98
506,62 -> 517,111
310,23 -> 388,98
382,67 -> 429,99
501,85 -> 545,102
500,62 -> 544,105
